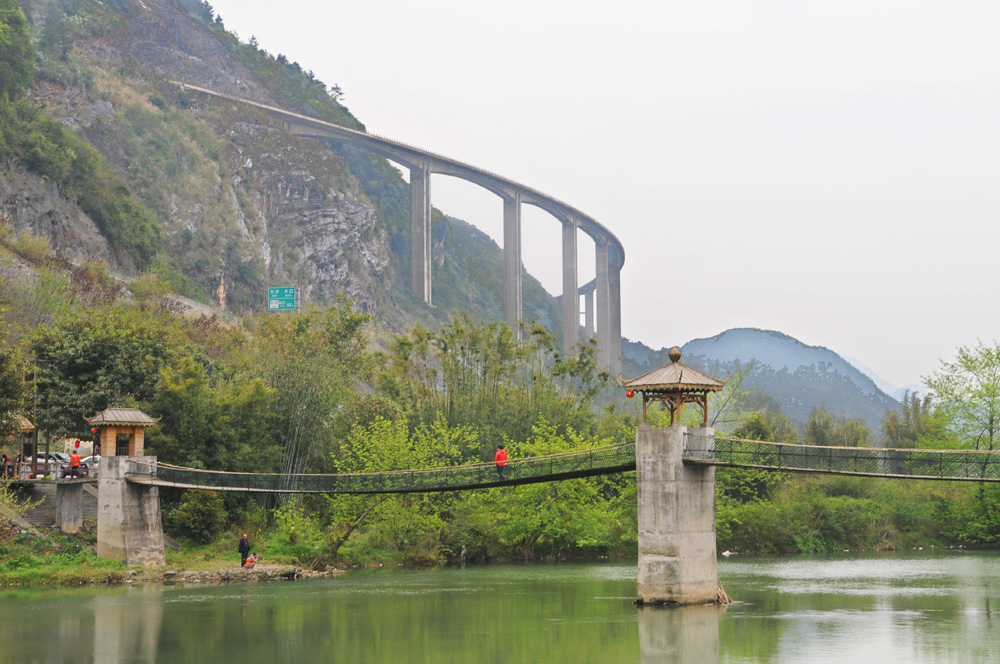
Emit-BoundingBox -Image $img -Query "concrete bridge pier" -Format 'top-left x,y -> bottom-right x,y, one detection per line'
503,193 -> 523,338
97,457 -> 166,566
583,285 -> 595,337
562,218 -> 578,354
409,161 -> 433,305
595,243 -> 611,368
608,259 -> 622,375
636,422 -> 718,605
55,482 -> 83,533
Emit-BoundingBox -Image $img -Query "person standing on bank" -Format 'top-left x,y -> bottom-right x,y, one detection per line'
239,533 -> 251,566
495,444 -> 507,480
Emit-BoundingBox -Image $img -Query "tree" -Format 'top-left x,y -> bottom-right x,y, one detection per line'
0,0 -> 33,100
804,407 -> 870,447
30,307 -> 179,437
0,322 -> 25,432
881,391 -> 950,448
924,341 -> 1000,450
246,302 -> 370,479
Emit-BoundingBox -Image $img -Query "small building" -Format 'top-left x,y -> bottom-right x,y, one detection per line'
623,347 -> 726,425
85,408 -> 161,457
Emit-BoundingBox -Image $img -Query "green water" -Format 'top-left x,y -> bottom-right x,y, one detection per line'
1,550 -> 998,663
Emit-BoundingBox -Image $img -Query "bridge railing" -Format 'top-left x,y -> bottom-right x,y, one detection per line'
683,434 -> 1000,482
125,442 -> 637,494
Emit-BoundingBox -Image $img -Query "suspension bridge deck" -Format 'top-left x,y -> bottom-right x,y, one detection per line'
124,443 -> 638,494
684,434 -> 1000,482
118,435 -> 1000,494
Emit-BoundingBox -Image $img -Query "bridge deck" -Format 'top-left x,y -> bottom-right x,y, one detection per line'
684,434 -> 1000,482
116,435 -> 1000,495
125,443 -> 637,494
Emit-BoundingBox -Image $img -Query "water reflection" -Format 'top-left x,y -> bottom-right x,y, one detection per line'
92,586 -> 163,664
637,604 -> 722,664
1,552 -> 999,663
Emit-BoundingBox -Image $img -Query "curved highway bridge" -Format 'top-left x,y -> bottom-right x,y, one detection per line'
123,435 -> 1000,494
171,81 -> 624,372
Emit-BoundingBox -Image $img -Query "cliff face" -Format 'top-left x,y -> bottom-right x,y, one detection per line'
7,0 -> 561,330
0,163 -> 131,272
21,0 -> 393,314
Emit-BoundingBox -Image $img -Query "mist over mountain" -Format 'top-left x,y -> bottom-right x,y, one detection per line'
623,328 -> 900,433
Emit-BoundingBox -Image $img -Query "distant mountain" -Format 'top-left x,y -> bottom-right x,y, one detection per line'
841,355 -> 926,402
622,328 -> 900,433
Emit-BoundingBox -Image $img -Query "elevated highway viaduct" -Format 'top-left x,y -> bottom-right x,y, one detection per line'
172,82 -> 624,372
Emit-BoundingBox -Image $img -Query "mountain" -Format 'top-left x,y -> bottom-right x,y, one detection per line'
3,0 -> 561,334
622,328 -> 900,433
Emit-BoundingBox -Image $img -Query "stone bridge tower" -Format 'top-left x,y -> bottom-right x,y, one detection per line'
624,347 -> 725,605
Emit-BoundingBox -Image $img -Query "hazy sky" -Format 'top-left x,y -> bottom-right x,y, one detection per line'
206,0 -> 999,390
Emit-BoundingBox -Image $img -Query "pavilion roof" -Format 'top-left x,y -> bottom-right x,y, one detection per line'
622,347 -> 726,394
86,408 -> 161,427
4,414 -> 34,433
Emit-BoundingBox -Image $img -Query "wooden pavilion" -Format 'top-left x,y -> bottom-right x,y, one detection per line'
623,347 -> 727,425
85,408 -> 160,457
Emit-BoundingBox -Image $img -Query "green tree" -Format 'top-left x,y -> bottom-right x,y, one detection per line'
247,302 -> 370,478
0,322 -> 25,432
0,0 -> 33,101
881,391 -> 950,448
924,341 -> 1000,450
805,407 -> 870,447
30,307 -> 180,436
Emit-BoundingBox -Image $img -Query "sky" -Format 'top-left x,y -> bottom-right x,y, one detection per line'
206,0 -> 1000,390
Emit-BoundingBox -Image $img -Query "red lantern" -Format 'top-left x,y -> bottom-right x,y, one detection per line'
625,390 -> 635,399
91,427 -> 98,434
75,439 -> 80,449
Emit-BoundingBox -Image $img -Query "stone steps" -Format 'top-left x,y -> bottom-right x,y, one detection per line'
20,483 -> 98,530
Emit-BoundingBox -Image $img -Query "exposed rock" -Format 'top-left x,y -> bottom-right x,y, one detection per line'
0,164 -> 134,273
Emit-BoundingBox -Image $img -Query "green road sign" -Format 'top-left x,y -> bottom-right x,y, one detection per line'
268,286 -> 296,311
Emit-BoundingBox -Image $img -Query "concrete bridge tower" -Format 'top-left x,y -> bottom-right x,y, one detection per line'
89,408 -> 166,566
624,348 -> 726,605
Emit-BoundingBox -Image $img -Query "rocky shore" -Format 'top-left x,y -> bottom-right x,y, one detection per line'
126,564 -> 348,586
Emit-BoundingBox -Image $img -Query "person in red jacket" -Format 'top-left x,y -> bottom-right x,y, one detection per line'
494,444 -> 507,480
69,449 -> 81,478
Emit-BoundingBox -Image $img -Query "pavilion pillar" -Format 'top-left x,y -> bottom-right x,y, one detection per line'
635,422 -> 718,605
410,162 -> 432,305
561,219 -> 578,355
503,193 -> 523,338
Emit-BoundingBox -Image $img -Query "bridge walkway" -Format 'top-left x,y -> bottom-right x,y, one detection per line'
117,435 -> 1000,495
125,443 -> 638,494
684,434 -> 1000,482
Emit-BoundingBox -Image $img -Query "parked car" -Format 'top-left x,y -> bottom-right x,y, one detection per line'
81,455 -> 100,477
32,452 -> 89,478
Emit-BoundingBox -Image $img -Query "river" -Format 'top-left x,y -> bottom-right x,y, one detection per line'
1,550 -> 998,663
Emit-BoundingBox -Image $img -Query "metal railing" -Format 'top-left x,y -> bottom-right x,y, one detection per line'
683,434 -> 1000,482
125,442 -> 637,494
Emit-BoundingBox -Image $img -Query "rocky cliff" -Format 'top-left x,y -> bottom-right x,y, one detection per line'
9,0 -> 560,328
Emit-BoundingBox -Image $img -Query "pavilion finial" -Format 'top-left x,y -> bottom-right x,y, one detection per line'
668,346 -> 682,363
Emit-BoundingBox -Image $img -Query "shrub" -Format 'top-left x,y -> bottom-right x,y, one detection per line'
167,490 -> 227,543
6,232 -> 50,263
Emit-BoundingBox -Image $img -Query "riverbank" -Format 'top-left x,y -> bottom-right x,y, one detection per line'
0,527 -> 348,588
0,555 -> 347,588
